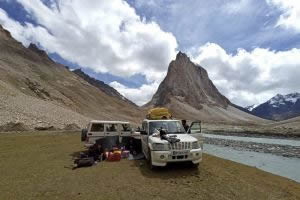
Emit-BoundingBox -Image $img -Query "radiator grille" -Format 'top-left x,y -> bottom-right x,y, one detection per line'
168,142 -> 191,150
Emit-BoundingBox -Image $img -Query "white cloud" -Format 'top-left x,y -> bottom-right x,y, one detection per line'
0,0 -> 177,83
267,0 -> 300,32
109,81 -> 159,106
190,43 -> 300,106
223,0 -> 252,14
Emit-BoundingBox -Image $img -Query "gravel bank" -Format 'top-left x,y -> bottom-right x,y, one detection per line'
205,137 -> 300,158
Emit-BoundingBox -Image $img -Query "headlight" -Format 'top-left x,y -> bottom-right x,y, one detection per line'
152,143 -> 169,151
192,141 -> 200,149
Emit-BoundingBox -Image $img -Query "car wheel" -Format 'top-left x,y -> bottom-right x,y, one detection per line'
81,128 -> 87,141
148,148 -> 155,170
191,162 -> 199,168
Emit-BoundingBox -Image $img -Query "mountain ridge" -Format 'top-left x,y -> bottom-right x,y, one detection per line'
0,24 -> 143,130
73,69 -> 137,106
248,93 -> 300,121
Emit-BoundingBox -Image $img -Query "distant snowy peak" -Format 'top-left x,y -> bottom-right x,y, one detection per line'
250,92 -> 300,121
267,93 -> 300,107
245,104 -> 258,111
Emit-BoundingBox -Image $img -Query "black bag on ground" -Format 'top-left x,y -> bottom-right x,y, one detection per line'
74,157 -> 94,168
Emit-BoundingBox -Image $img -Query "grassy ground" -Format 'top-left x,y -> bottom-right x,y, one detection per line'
0,131 -> 300,200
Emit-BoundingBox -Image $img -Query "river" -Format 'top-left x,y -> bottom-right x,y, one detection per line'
203,134 -> 300,183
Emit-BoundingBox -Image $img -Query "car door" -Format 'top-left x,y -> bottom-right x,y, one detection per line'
88,123 -> 105,144
105,123 -> 118,137
188,121 -> 204,147
119,123 -> 131,145
105,123 -> 119,149
141,122 -> 149,158
120,123 -> 131,137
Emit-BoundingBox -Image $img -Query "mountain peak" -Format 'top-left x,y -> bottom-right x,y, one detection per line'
28,43 -> 54,62
0,24 -> 12,39
146,51 -> 230,110
176,51 -> 188,60
251,92 -> 300,120
268,93 -> 300,105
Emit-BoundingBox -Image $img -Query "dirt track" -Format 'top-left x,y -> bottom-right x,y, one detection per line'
0,131 -> 299,200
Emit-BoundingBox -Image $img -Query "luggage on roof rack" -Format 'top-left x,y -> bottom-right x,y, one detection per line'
146,107 -> 172,120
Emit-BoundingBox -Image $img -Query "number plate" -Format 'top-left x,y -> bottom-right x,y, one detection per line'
173,150 -> 189,156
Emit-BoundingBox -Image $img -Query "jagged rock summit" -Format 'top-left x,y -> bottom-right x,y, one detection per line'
147,52 -> 230,110
0,24 -> 13,40
145,52 -> 265,123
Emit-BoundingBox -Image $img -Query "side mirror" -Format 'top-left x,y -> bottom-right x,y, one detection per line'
140,130 -> 147,135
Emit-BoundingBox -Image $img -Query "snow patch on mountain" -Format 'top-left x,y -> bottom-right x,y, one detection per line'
268,93 -> 300,106
250,92 -> 300,120
244,104 -> 258,111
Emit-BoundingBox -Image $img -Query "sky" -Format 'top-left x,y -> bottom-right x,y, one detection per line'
0,0 -> 300,107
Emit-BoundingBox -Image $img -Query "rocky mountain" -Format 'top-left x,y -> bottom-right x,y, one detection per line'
147,52 -> 230,109
73,69 -> 136,106
0,24 -> 143,130
250,93 -> 300,121
145,52 -> 265,123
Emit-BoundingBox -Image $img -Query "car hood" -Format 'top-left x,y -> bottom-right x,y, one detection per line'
149,134 -> 197,144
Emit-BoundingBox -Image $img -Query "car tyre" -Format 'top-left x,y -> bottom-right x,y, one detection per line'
191,162 -> 199,168
148,148 -> 155,170
81,128 -> 87,141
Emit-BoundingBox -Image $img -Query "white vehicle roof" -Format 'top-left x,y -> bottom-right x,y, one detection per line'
89,120 -> 130,124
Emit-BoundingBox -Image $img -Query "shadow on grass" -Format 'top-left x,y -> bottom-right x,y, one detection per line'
131,159 -> 200,180
69,150 -> 89,159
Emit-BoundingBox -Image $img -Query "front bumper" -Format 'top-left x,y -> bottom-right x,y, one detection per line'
151,148 -> 202,167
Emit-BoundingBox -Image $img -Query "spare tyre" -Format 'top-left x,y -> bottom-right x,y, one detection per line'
81,128 -> 88,141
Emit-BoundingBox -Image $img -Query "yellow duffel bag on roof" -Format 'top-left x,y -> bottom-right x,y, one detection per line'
146,107 -> 172,120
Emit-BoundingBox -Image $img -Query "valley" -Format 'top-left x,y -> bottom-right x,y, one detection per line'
0,131 -> 299,200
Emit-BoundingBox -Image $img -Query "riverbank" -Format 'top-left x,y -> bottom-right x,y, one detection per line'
205,137 -> 300,158
202,122 -> 300,138
0,131 -> 299,200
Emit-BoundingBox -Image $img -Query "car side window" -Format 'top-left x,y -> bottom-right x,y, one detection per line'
121,124 -> 130,132
106,124 -> 117,132
90,123 -> 104,132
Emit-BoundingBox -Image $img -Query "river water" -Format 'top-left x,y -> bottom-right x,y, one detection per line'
203,134 -> 300,183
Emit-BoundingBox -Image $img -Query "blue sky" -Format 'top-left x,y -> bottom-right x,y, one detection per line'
1,0 -> 300,106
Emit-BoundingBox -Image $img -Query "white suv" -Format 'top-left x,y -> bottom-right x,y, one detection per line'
140,119 -> 203,168
81,120 -> 132,149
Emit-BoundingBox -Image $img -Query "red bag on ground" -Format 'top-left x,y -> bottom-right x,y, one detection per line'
107,152 -> 121,161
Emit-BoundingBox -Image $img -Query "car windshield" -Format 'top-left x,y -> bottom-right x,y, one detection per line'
149,121 -> 186,135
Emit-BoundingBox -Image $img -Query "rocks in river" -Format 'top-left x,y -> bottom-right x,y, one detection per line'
204,137 -> 300,158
